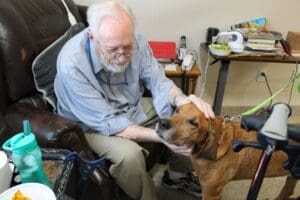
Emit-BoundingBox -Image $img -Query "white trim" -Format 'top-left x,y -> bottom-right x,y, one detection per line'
60,0 -> 77,25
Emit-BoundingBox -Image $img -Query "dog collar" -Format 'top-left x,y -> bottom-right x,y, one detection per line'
224,115 -> 241,122
192,120 -> 213,158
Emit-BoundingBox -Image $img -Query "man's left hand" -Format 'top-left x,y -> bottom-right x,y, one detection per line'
187,95 -> 215,119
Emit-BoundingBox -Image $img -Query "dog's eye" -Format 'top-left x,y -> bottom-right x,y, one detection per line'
188,118 -> 198,126
175,108 -> 179,113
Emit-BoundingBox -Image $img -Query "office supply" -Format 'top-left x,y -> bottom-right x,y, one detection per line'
164,64 -> 177,71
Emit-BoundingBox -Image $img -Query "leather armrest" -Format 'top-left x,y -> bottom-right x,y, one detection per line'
5,103 -> 94,159
6,103 -> 79,146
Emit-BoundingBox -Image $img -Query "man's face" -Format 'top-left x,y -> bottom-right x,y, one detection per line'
92,17 -> 134,73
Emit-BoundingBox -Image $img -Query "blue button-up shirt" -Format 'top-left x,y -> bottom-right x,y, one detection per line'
54,29 -> 176,136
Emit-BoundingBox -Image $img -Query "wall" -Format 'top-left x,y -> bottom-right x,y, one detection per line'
75,0 -> 300,116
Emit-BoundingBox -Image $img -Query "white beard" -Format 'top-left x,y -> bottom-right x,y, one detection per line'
97,49 -> 130,73
103,60 -> 129,73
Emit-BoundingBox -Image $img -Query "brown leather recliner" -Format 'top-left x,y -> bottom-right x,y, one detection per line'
0,0 -> 163,199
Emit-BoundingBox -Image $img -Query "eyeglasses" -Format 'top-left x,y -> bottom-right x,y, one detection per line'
98,41 -> 133,59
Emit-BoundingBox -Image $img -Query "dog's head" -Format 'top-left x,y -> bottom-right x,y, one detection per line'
156,103 -> 211,145
156,103 -> 233,160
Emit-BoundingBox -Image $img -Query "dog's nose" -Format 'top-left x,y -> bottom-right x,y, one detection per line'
158,119 -> 171,130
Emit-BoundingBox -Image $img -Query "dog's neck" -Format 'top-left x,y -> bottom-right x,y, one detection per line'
192,117 -> 225,160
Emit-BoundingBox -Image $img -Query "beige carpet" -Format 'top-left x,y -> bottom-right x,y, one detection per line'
150,163 -> 300,200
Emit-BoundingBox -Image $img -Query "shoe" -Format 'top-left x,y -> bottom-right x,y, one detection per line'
162,170 -> 202,198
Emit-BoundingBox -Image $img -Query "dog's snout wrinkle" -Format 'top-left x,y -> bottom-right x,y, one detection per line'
158,118 -> 171,130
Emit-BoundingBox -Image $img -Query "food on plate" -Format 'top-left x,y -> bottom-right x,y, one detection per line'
209,44 -> 231,50
208,44 -> 232,56
11,190 -> 31,200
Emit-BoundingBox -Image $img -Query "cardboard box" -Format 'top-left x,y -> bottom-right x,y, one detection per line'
286,31 -> 300,57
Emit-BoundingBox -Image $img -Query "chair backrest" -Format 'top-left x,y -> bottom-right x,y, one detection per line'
0,0 -> 82,109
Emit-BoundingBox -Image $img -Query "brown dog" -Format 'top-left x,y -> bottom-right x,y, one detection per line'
156,103 -> 298,200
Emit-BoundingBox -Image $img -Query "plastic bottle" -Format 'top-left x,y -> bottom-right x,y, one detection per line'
2,120 -> 49,186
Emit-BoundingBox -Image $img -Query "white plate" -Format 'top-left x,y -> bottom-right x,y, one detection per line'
0,183 -> 56,200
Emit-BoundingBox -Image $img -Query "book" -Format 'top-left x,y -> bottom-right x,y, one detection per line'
231,17 -> 267,32
247,38 -> 276,44
231,17 -> 282,41
246,38 -> 276,51
246,42 -> 275,51
247,30 -> 282,41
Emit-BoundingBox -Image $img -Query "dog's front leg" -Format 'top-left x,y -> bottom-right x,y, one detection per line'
200,177 -> 225,200
201,185 -> 223,200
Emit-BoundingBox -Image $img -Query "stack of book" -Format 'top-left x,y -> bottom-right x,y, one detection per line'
245,31 -> 283,52
246,38 -> 276,51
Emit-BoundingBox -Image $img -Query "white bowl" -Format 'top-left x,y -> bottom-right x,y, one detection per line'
0,183 -> 56,200
209,44 -> 231,57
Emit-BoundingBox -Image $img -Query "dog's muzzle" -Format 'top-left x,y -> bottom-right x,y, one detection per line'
156,118 -> 171,138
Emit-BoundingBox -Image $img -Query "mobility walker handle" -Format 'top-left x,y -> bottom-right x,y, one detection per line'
240,113 -> 300,143
233,103 -> 292,200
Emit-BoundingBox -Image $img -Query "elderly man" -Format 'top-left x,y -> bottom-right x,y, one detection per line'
54,1 -> 214,199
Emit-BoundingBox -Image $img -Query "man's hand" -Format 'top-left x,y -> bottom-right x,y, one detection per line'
168,87 -> 215,119
187,95 -> 215,119
161,140 -> 194,156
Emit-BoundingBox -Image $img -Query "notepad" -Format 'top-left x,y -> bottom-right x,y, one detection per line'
164,64 -> 177,71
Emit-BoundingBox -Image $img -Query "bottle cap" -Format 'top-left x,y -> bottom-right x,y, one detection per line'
2,120 -> 38,154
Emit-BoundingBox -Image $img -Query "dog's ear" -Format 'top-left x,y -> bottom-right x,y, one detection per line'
216,129 -> 233,160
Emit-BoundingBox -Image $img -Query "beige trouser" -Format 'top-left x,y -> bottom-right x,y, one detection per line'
84,98 -> 193,200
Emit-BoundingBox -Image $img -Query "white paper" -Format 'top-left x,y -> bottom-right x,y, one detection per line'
164,64 -> 177,71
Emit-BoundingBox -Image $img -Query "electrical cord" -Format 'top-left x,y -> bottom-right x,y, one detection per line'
261,72 -> 273,109
199,50 -> 210,98
255,72 -> 273,117
287,59 -> 299,104
257,59 -> 299,116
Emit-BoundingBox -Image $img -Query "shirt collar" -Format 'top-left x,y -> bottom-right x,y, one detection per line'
88,36 -> 105,74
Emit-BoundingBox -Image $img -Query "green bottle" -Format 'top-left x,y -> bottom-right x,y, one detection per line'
2,120 -> 49,186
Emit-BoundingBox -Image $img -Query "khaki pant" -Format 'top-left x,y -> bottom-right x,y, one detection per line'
84,98 -> 192,200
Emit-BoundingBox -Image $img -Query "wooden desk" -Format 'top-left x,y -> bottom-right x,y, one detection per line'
162,62 -> 201,94
200,42 -> 299,115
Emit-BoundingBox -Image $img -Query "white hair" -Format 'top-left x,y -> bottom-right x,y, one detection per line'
87,0 -> 135,35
